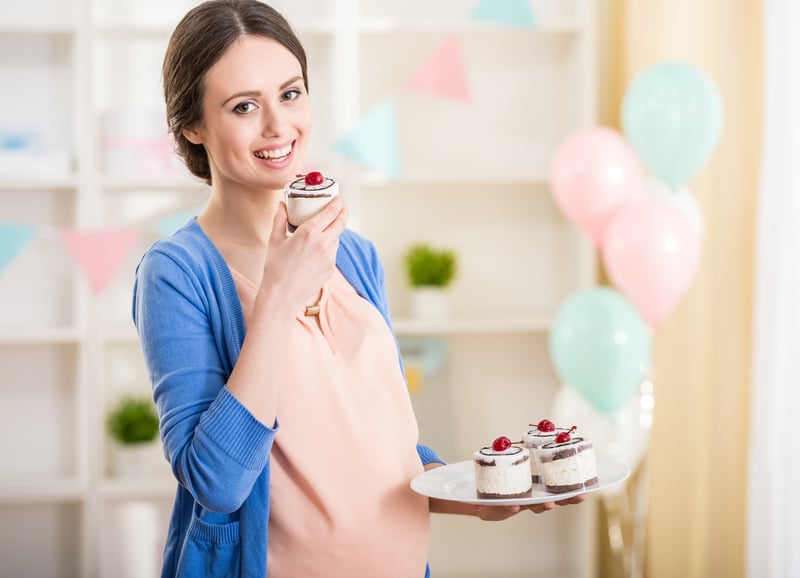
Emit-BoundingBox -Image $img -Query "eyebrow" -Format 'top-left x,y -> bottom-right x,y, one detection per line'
220,76 -> 304,107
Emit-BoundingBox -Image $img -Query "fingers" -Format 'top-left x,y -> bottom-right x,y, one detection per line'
302,195 -> 347,233
324,201 -> 349,235
525,502 -> 555,514
555,494 -> 585,506
270,202 -> 290,240
474,504 -> 521,521
475,503 -> 550,519
473,493 -> 587,522
526,494 -> 585,513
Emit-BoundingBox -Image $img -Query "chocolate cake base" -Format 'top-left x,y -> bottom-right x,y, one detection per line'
545,477 -> 599,494
476,488 -> 533,499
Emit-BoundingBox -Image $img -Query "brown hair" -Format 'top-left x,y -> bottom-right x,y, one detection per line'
162,0 -> 308,185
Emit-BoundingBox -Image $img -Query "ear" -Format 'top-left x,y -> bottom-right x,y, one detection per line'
182,124 -> 204,145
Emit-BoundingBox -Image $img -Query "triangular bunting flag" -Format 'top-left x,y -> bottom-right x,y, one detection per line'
334,99 -> 401,178
407,36 -> 472,103
59,228 -> 140,295
155,207 -> 202,237
470,0 -> 537,28
0,222 -> 36,275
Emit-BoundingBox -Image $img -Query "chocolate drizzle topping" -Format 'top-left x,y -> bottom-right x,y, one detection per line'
288,176 -> 335,193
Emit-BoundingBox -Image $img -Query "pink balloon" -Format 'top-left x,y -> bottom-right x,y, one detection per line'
602,197 -> 702,329
550,126 -> 645,246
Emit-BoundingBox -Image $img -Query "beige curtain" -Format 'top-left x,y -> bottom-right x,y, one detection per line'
596,1 -> 762,577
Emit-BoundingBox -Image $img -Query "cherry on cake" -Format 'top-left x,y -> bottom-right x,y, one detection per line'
533,427 -> 598,494
473,436 -> 532,499
284,170 -> 339,228
521,418 -> 570,483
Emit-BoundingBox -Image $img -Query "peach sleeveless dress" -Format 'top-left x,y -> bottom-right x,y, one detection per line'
231,268 -> 430,577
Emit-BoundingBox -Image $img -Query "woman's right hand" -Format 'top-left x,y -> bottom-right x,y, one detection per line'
261,194 -> 349,312
226,197 -> 347,428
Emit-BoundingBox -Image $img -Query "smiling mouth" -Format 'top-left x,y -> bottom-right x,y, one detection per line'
254,144 -> 292,161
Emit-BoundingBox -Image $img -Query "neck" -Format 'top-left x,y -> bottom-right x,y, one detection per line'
198,184 -> 283,248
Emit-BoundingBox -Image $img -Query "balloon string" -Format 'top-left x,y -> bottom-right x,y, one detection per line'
631,454 -> 650,578
602,456 -> 649,578
602,491 -> 628,576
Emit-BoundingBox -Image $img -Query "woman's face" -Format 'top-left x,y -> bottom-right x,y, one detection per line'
184,34 -> 311,193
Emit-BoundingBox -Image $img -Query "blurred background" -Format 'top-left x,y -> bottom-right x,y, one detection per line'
0,0 -> 791,577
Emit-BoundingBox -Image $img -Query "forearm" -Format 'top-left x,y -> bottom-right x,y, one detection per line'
226,282 -> 298,426
167,388 -> 275,512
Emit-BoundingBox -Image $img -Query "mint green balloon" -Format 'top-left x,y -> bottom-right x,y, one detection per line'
549,287 -> 652,414
622,61 -> 723,187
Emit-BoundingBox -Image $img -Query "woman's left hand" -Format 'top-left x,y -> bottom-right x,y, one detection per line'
430,493 -> 586,520
425,463 -> 587,520
474,494 -> 586,521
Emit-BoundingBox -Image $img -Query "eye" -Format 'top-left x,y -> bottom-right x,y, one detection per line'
233,101 -> 257,114
281,88 -> 303,102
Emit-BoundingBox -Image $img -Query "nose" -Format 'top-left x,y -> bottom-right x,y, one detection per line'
261,103 -> 287,137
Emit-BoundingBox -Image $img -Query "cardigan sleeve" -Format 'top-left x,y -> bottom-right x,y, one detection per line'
416,444 -> 445,465
133,246 -> 275,513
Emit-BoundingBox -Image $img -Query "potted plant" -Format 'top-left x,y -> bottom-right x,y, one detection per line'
403,243 -> 458,320
106,394 -> 161,477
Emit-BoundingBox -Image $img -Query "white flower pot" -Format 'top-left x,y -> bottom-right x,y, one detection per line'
117,501 -> 160,578
112,441 -> 161,478
409,287 -> 451,320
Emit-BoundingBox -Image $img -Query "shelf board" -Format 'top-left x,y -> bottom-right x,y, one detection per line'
103,326 -> 139,343
0,22 -> 77,35
92,21 -> 342,39
356,20 -> 584,35
360,170 -> 550,188
0,477 -> 84,504
0,327 -> 83,346
98,317 -> 552,339
0,176 -> 78,191
106,318 -> 550,340
100,175 -> 209,192
392,315 -> 550,335
100,477 -> 176,501
89,19 -> 583,40
91,23 -> 173,39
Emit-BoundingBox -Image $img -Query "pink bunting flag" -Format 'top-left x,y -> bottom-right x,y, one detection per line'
59,227 -> 140,295
406,36 -> 471,103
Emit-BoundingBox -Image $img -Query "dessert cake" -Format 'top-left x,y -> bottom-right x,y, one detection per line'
521,419 -> 570,483
533,427 -> 598,494
284,170 -> 339,228
473,436 -> 532,499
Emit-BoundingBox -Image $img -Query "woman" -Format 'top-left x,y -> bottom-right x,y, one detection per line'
133,1 -> 582,576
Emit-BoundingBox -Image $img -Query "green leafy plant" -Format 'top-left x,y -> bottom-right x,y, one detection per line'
106,395 -> 160,445
404,243 -> 458,288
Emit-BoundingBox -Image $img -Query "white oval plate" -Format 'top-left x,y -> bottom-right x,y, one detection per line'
411,457 -> 631,506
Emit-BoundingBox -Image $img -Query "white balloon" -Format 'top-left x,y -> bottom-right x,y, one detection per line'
640,177 -> 704,238
550,380 -> 653,471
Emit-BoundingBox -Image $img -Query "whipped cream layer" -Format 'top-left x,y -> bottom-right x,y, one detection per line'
521,427 -> 569,481
284,176 -> 339,227
534,438 -> 598,493
473,445 -> 532,498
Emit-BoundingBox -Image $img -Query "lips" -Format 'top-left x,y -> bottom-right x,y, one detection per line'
253,143 -> 292,161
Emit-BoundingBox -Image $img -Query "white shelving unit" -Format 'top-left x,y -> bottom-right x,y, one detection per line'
0,0 -> 598,576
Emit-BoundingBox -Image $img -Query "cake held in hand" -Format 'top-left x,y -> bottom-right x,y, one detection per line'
473,436 -> 532,499
522,419 -> 570,483
284,170 -> 339,227
533,427 -> 598,494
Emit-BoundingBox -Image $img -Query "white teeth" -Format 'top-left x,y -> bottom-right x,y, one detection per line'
255,145 -> 291,160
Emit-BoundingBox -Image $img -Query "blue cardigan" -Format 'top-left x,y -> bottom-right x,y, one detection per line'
132,220 -> 441,577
